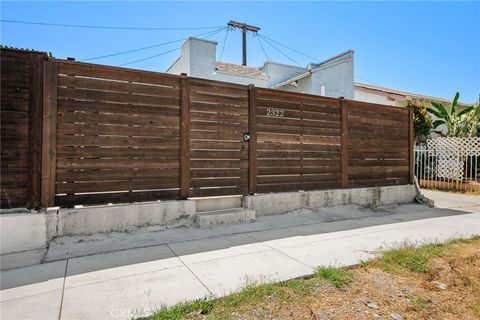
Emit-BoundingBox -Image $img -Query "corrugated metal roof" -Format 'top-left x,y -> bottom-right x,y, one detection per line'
0,45 -> 51,56
216,61 -> 268,80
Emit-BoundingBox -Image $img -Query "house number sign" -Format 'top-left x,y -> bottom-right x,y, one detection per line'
266,108 -> 285,117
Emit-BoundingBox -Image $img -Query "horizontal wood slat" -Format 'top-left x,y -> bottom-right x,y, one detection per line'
188,79 -> 249,196
54,61 -> 182,206
1,50 -> 412,209
1,48 -> 45,209
255,88 -> 343,193
347,100 -> 410,187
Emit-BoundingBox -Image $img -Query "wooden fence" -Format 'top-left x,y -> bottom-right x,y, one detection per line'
0,48 -> 414,209
1,48 -> 46,209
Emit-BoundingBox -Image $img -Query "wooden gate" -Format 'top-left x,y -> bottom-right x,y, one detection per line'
188,78 -> 249,197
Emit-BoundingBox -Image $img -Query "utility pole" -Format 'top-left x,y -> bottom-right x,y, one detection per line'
227,20 -> 260,66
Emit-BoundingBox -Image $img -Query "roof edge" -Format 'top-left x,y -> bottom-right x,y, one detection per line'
354,82 -> 475,105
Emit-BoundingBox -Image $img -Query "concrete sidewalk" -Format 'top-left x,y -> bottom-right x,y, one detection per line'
1,192 -> 479,320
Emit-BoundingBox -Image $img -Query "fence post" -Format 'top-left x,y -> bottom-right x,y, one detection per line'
41,59 -> 58,208
408,108 -> 414,184
248,84 -> 257,195
340,98 -> 348,188
179,74 -> 191,199
26,53 -> 45,208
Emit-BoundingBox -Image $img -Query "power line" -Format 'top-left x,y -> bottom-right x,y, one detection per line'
258,33 -> 320,62
118,27 -> 226,67
258,35 -> 301,66
119,47 -> 180,67
255,33 -> 271,61
355,75 -> 382,86
219,27 -> 231,61
0,19 -> 223,31
81,38 -> 185,62
259,33 -> 382,88
81,28 -> 225,62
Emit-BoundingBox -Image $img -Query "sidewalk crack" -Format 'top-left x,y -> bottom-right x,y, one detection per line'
244,233 -> 314,270
165,244 -> 214,297
57,259 -> 69,320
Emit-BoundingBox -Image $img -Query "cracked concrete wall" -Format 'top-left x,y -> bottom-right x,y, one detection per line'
244,185 -> 416,216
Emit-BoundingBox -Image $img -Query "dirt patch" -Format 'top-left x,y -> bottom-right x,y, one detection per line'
187,239 -> 480,320
146,239 -> 480,320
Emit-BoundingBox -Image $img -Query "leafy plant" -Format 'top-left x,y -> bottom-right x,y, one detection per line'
427,92 -> 478,137
407,101 -> 432,142
462,101 -> 480,137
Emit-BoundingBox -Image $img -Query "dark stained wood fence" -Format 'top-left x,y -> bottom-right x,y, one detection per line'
189,78 -> 249,197
1,48 -> 45,209
0,48 -> 413,209
254,88 -> 342,193
54,61 -> 182,206
347,100 -> 411,187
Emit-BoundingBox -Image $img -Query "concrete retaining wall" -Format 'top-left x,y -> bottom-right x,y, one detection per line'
1,185 -> 415,269
0,212 -> 47,254
194,195 -> 242,212
57,200 -> 195,237
0,200 -> 195,269
244,185 -> 416,216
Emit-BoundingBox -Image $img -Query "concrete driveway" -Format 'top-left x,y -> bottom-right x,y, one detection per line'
1,191 -> 478,320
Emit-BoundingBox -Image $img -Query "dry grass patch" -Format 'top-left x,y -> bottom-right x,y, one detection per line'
143,236 -> 480,320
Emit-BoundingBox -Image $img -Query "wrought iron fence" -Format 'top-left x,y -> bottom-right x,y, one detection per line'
414,141 -> 480,193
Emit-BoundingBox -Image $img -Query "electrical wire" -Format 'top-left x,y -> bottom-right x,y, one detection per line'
259,33 -> 381,86
0,19 -> 223,31
118,27 -> 226,67
82,38 -> 185,62
258,35 -> 301,66
81,27 -> 225,62
258,33 -> 320,62
355,75 -> 382,86
255,33 -> 271,61
119,47 -> 180,67
219,27 -> 231,61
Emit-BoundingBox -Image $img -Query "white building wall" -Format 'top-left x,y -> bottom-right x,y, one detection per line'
309,50 -> 354,99
272,51 -> 355,99
354,87 -> 405,107
167,38 -> 355,98
260,62 -> 305,86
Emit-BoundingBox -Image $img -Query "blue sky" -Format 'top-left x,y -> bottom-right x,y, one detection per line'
1,1 -> 479,102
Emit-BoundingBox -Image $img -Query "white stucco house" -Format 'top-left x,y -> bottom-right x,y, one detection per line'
353,82 -> 469,107
166,37 -> 355,99
166,37 -> 474,109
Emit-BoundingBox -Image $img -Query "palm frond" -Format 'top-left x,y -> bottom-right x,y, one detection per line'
430,101 -> 451,123
456,105 -> 474,118
427,106 -> 443,119
451,92 -> 460,115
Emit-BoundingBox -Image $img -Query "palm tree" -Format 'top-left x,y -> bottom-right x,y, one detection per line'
427,92 -> 476,137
